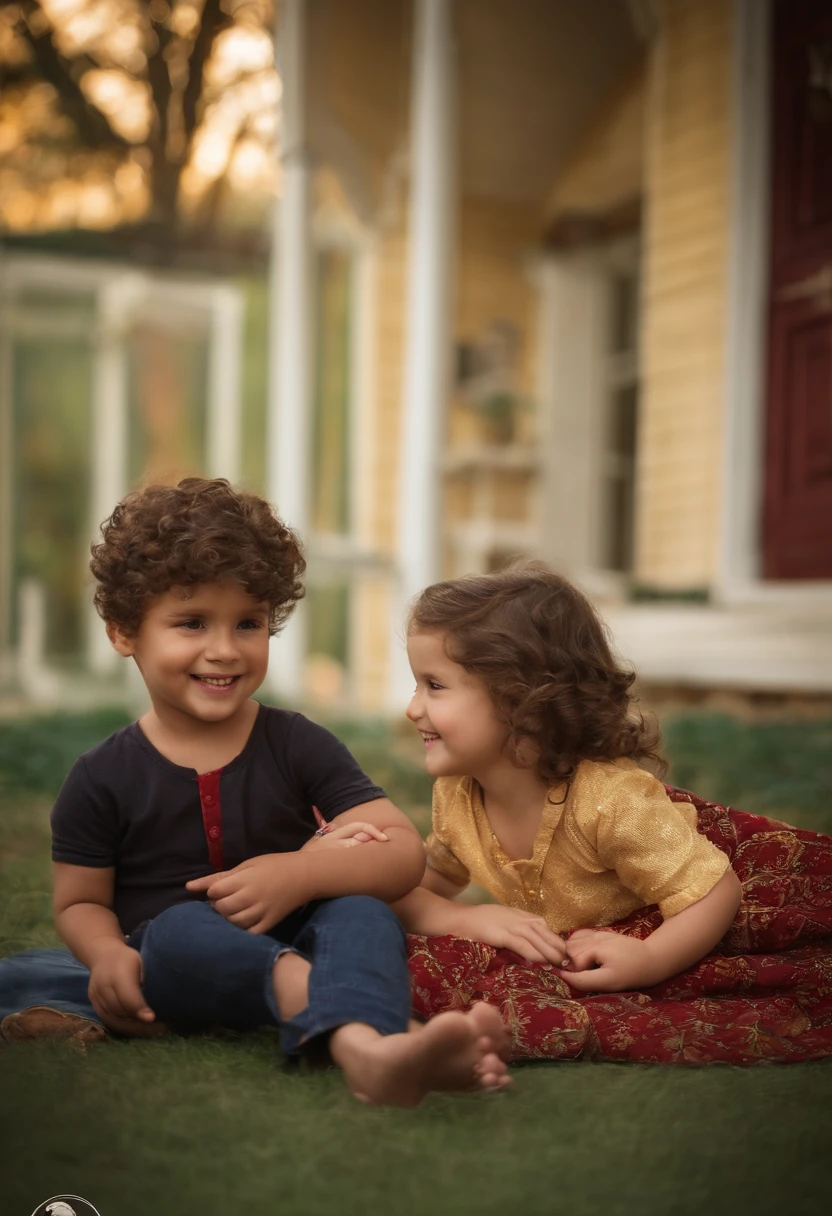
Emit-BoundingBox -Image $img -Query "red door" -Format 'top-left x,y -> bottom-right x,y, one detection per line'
763,0 -> 832,579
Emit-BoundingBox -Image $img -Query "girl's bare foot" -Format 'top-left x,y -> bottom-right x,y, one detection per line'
330,1001 -> 512,1107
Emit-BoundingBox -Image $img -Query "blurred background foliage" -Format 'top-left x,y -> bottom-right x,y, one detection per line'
0,0 -> 278,243
2,709 -> 830,841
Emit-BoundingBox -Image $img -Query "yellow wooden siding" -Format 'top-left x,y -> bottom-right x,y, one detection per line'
351,573 -> 394,711
371,210 -> 408,554
547,65 -> 646,220
454,197 -> 540,365
370,192 -> 540,546
636,0 -> 733,588
452,195 -> 541,447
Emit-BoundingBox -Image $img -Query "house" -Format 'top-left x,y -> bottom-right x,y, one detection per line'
268,0 -> 832,714
2,0 -> 830,716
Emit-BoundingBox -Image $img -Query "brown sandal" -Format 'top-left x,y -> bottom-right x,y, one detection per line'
2,1005 -> 108,1052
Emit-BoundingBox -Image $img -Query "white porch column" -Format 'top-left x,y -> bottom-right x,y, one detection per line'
206,285 -> 244,482
388,0 -> 455,709
86,275 -> 141,674
267,0 -> 312,700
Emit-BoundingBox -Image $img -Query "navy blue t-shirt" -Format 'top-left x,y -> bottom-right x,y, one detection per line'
51,704 -> 386,935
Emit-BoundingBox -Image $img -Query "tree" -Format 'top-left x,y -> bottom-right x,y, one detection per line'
0,0 -> 278,253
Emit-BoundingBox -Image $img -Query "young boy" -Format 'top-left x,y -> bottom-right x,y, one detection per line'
0,477 -> 509,1105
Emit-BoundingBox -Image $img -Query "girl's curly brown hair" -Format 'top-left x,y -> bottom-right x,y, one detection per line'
90,478 -> 306,636
408,561 -> 664,785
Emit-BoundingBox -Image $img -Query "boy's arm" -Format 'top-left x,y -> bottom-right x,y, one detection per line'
299,798 -> 426,899
54,862 -> 124,965
54,862 -> 162,1034
186,798 -> 426,933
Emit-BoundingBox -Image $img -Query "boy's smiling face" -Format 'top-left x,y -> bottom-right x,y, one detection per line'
108,581 -> 271,729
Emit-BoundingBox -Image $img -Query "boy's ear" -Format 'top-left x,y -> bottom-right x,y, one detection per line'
106,622 -> 135,657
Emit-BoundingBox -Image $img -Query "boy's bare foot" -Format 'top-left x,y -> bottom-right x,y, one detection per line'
330,1001 -> 512,1107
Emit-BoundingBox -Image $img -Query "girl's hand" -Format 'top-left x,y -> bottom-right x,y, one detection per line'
559,929 -> 662,992
300,822 -> 389,852
456,904 -> 569,965
88,940 -> 167,1037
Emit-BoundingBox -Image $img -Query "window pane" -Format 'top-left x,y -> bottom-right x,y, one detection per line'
126,326 -> 209,485
604,383 -> 639,572
609,273 -> 639,355
13,338 -> 92,659
306,579 -> 350,704
311,250 -> 352,535
307,580 -> 350,666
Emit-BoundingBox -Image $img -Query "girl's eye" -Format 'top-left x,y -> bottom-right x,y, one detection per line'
428,681 -> 444,692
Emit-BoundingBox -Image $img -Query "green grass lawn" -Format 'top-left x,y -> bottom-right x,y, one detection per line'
2,710 -> 831,1216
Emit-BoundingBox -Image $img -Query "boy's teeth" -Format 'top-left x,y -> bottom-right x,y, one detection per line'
197,676 -> 237,686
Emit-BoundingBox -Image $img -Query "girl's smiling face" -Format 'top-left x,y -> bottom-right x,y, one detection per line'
405,630 -> 512,781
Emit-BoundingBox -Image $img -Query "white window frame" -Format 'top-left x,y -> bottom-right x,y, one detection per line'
0,253 -> 244,702
301,215 -> 391,707
534,236 -> 640,600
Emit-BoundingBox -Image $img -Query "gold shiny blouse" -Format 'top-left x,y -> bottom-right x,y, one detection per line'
425,758 -> 730,933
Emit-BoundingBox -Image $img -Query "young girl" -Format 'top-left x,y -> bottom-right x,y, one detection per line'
394,562 -> 746,993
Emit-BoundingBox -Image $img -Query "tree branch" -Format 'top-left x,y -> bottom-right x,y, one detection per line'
181,0 -> 230,149
16,1 -> 130,152
145,15 -> 175,162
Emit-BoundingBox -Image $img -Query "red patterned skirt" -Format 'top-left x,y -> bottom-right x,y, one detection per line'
407,787 -> 832,1064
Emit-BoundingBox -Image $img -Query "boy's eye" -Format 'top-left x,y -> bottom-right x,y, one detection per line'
238,619 -> 263,630
179,619 -> 203,631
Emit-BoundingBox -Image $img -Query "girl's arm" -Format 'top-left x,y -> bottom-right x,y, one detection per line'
564,867 -> 743,992
390,866 -> 473,936
393,868 -> 569,965
640,866 -> 743,978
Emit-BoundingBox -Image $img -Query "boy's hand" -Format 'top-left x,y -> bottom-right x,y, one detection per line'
455,904 -> 569,965
88,940 -> 167,1037
186,853 -> 309,934
559,929 -> 662,992
300,822 -> 389,852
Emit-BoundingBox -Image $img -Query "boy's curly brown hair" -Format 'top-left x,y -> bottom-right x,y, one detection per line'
408,561 -> 664,785
90,478 -> 306,636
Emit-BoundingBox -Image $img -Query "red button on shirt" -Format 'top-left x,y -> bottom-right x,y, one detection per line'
197,769 -> 224,869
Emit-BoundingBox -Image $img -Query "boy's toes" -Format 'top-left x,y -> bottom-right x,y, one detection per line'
476,1050 -> 510,1090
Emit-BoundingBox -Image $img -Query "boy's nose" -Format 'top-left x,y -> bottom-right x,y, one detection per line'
204,630 -> 241,663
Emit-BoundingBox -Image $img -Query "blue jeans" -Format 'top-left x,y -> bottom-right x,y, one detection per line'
0,896 -> 411,1056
